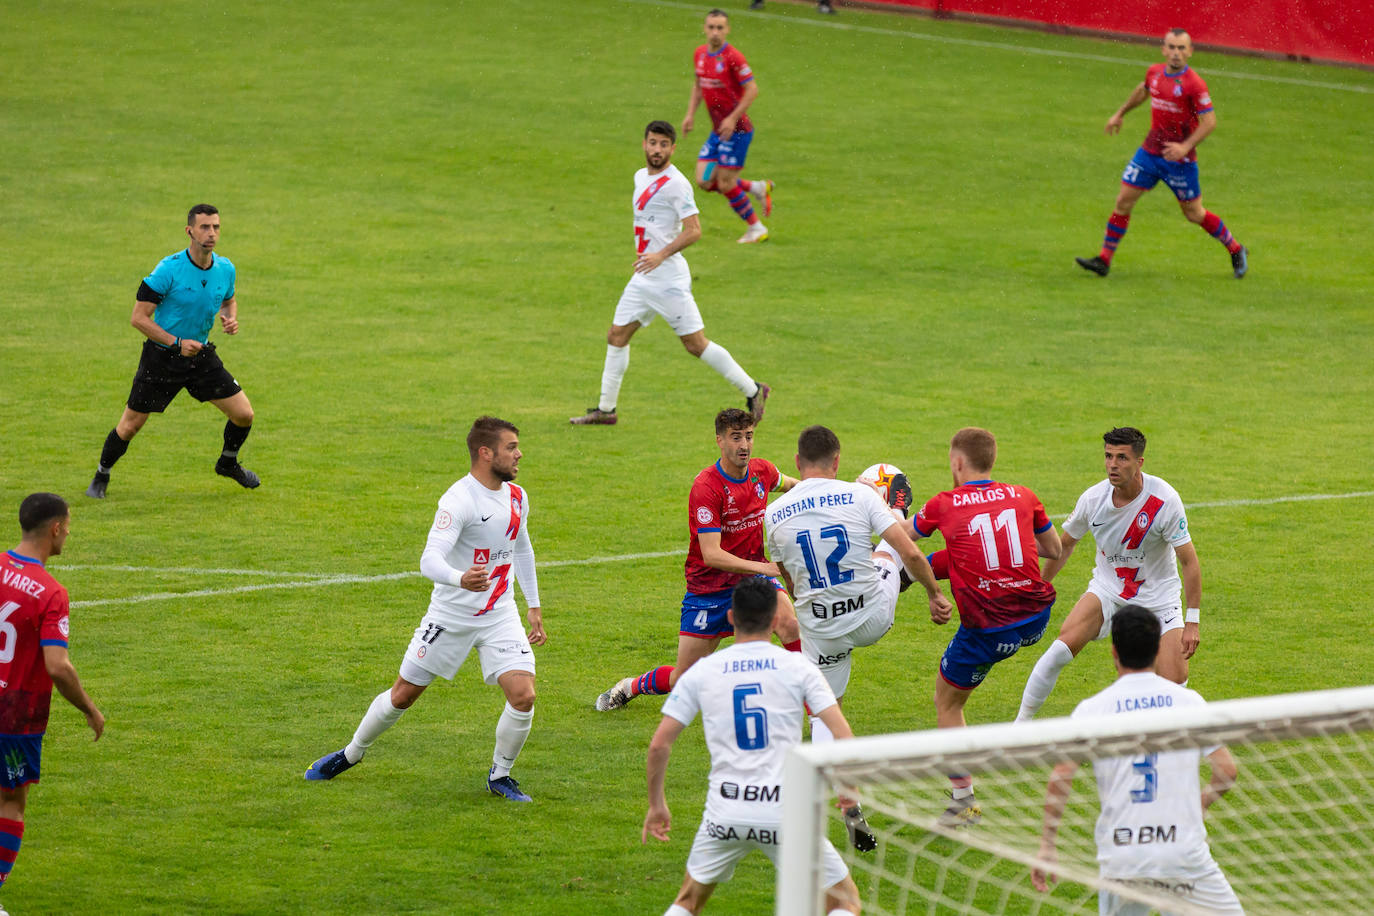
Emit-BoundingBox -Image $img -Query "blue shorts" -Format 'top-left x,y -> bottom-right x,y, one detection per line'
0,735 -> 43,789
1121,147 -> 1200,201
939,605 -> 1053,690
697,130 -> 754,170
680,576 -> 784,639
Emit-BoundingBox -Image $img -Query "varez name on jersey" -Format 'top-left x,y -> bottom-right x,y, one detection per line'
1062,473 -> 1190,609
661,641 -> 835,823
915,480 -> 1056,629
693,44 -> 754,134
686,458 -> 781,595
424,475 -> 537,624
142,250 -> 236,343
633,164 -> 699,262
1142,63 -> 1212,163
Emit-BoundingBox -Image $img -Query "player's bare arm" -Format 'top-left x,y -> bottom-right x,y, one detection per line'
718,80 -> 758,142
776,473 -> 800,493
634,214 -> 702,275
1035,523 -> 1063,562
1163,109 -> 1216,162
1040,530 -> 1079,582
878,523 -> 952,624
131,299 -> 202,356
1031,760 -> 1079,892
1175,541 -> 1202,658
1201,746 -> 1237,810
643,716 -> 686,843
682,84 -> 703,136
697,530 -> 779,578
44,645 -> 104,740
525,606 -> 547,646
219,295 -> 239,335
1106,82 -> 1148,134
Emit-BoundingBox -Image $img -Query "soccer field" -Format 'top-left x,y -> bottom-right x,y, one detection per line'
2,0 -> 1372,912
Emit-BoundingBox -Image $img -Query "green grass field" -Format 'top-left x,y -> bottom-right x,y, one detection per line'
2,0 -> 1373,912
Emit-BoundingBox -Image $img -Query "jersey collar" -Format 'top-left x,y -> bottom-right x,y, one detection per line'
5,549 -> 43,567
963,479 -> 994,487
714,460 -> 750,484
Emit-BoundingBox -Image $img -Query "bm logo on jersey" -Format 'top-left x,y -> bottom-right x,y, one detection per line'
474,548 -> 490,565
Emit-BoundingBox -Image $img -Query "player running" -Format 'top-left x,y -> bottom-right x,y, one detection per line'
908,428 -> 1061,826
0,494 -> 105,908
1017,427 -> 1201,722
570,121 -> 770,427
1075,29 -> 1248,278
306,417 -> 546,802
642,577 -> 862,915
683,9 -> 774,244
595,408 -> 801,711
1032,606 -> 1243,915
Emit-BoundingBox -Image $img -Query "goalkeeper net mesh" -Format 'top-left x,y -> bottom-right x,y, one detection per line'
778,685 -> 1374,915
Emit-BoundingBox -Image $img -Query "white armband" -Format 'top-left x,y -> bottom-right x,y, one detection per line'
1185,607 -> 1200,624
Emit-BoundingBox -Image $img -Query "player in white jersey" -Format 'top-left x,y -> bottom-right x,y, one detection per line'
1018,428 -> 1202,721
766,426 -> 952,734
1032,606 -> 1242,915
643,577 -> 863,915
571,120 -> 771,427
305,417 -> 547,802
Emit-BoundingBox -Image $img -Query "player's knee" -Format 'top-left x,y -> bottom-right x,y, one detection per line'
606,326 -> 632,347
507,683 -> 536,712
235,406 -> 255,426
682,336 -> 708,357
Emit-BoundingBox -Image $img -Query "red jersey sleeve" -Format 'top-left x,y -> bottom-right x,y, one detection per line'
914,494 -> 943,538
1030,495 -> 1053,534
689,475 -> 724,535
40,586 -> 70,648
755,459 -> 781,494
729,47 -> 754,85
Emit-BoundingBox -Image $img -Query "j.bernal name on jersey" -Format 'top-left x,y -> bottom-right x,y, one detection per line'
706,818 -> 779,844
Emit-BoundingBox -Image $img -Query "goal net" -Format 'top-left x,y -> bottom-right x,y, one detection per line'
778,685 -> 1374,916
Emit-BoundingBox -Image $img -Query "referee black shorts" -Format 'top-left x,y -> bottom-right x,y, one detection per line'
126,340 -> 242,413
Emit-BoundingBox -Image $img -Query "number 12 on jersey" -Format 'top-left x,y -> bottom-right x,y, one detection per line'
795,526 -> 854,590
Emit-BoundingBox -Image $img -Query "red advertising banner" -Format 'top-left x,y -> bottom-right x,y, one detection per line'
856,0 -> 1372,67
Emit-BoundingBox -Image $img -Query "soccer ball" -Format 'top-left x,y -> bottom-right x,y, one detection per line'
858,463 -> 904,502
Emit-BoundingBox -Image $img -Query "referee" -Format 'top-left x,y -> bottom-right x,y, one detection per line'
87,204 -> 259,498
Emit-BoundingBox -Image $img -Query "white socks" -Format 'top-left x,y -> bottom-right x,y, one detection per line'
699,341 -> 756,396
599,344 -> 630,412
491,702 -> 534,778
1017,639 -> 1076,722
346,690 -> 406,763
665,905 -> 693,916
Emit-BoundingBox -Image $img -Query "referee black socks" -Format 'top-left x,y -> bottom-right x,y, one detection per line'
98,428 -> 130,473
220,420 -> 252,463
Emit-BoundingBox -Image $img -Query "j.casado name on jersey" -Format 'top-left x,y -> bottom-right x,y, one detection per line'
1114,694 -> 1174,712
705,819 -> 778,844
719,782 -> 780,803
769,491 -> 854,524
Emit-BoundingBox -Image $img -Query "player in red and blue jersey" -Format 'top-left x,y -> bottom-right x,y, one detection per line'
595,409 -> 801,710
683,9 -> 774,244
0,494 -> 104,903
1076,29 -> 1248,279
908,429 -> 1060,827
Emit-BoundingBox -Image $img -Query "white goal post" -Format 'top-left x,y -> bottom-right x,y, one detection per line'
779,685 -> 1374,916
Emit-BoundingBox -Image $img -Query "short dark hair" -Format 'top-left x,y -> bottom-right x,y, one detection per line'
951,427 -> 997,473
731,577 -> 777,634
1167,27 -> 1189,37
706,8 -> 729,20
19,493 -> 68,534
1103,426 -> 1147,456
1112,605 -> 1162,669
797,425 -> 840,467
467,416 -> 519,462
644,120 -> 676,143
715,408 -> 753,436
187,203 -> 219,225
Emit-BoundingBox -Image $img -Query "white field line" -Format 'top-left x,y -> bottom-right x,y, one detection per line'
619,0 -> 1374,94
68,490 -> 1374,608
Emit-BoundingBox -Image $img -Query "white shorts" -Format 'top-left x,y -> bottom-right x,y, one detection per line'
1087,582 -> 1184,641
800,555 -> 899,698
398,611 -> 534,687
685,814 -> 849,889
1099,866 -> 1243,915
611,261 -> 704,336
